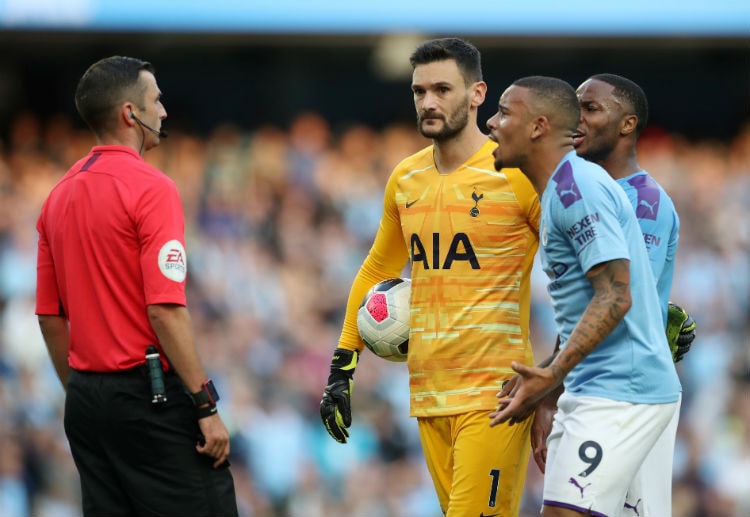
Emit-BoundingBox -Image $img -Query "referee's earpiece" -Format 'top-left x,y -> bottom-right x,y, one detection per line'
129,110 -> 168,138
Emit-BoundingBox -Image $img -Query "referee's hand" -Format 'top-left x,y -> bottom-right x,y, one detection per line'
196,414 -> 231,468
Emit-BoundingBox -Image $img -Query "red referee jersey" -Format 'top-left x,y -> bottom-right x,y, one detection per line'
36,146 -> 187,372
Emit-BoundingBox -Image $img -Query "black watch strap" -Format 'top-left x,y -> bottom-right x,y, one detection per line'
196,404 -> 218,420
190,379 -> 219,407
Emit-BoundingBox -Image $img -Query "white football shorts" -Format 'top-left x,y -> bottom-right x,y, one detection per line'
542,391 -> 681,517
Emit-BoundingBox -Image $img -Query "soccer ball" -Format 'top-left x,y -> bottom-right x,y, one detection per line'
357,278 -> 411,362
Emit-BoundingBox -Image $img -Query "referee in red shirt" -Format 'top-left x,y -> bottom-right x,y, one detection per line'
35,56 -> 238,517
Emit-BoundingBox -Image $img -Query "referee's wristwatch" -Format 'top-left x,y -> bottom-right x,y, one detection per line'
190,379 -> 220,419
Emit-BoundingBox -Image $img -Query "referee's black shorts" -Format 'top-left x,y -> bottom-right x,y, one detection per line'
64,368 -> 238,517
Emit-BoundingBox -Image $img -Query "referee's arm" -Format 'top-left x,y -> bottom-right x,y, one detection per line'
147,303 -> 207,394
147,303 -> 231,468
38,314 -> 71,389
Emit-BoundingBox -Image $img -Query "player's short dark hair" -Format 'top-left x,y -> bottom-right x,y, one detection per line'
75,56 -> 155,135
513,76 -> 580,133
410,37 -> 483,85
589,73 -> 649,136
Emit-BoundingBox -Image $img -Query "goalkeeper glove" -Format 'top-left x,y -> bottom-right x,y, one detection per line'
320,348 -> 358,443
666,302 -> 696,363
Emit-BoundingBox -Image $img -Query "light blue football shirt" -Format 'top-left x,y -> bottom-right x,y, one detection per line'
617,171 -> 679,325
539,151 -> 681,403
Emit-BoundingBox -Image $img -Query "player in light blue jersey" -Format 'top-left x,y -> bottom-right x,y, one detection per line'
615,171 -> 677,319
486,76 -> 681,517
575,74 -> 695,364
575,74 -> 695,356
525,74 -> 697,490
534,155 -> 680,402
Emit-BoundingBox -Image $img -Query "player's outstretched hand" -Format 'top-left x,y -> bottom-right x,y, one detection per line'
666,302 -> 696,363
498,373 -> 553,472
489,361 -> 559,427
530,389 -> 561,474
320,348 -> 358,444
499,375 -> 519,398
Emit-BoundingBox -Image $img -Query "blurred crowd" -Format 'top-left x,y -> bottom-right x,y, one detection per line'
0,110 -> 748,517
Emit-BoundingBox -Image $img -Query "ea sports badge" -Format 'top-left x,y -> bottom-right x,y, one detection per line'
158,239 -> 187,282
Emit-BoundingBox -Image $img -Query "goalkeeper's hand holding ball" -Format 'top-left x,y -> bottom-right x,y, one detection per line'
320,348 -> 358,443
666,302 -> 696,363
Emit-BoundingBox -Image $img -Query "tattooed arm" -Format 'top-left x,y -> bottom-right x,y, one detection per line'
489,259 -> 631,427
548,258 -> 632,382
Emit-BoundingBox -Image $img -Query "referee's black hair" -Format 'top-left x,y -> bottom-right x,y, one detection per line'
75,56 -> 155,136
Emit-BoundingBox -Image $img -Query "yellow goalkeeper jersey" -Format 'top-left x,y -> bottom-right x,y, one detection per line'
340,139 -> 540,417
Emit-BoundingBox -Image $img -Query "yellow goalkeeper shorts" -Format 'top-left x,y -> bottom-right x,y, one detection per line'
418,410 -> 531,517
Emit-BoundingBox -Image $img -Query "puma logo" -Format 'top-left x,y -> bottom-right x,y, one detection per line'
568,477 -> 591,498
638,199 -> 658,214
628,174 -> 660,220
624,498 -> 642,516
553,161 -> 581,208
559,186 -> 579,200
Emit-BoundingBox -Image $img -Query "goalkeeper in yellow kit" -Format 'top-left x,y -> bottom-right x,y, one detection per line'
320,38 -> 541,516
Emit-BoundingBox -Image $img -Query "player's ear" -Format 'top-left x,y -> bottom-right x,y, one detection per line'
530,115 -> 549,140
620,114 -> 638,137
123,103 -> 137,126
471,80 -> 487,108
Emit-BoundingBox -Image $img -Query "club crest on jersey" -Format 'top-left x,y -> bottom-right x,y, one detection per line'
553,161 -> 582,208
470,188 -> 484,217
158,239 -> 187,282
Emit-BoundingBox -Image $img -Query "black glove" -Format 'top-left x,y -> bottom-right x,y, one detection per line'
320,348 -> 358,443
666,302 -> 696,363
